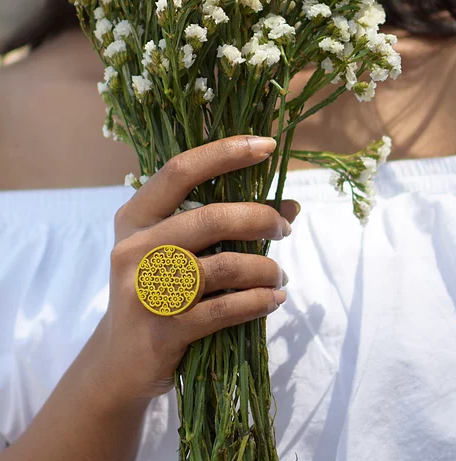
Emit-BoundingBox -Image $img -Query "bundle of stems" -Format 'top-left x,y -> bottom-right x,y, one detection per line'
71,0 -> 400,458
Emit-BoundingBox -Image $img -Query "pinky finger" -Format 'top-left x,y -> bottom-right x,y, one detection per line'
184,287 -> 287,342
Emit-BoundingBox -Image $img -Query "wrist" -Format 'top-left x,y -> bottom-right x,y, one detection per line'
78,313 -> 153,416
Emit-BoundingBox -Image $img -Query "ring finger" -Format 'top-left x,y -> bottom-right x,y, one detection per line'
200,252 -> 288,295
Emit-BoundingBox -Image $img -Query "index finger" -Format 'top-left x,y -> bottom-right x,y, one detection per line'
124,135 -> 276,227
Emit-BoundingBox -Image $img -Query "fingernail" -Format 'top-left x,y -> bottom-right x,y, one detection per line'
295,202 -> 302,215
247,137 -> 277,156
281,218 -> 292,237
269,290 -> 287,312
282,269 -> 289,287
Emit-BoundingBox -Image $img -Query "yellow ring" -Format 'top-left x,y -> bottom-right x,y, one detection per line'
135,245 -> 204,316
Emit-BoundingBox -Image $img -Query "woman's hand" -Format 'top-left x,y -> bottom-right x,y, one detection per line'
1,136 -> 301,461
100,135 -> 301,403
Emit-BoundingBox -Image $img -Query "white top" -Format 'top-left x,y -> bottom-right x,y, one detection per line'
1,156 -> 456,461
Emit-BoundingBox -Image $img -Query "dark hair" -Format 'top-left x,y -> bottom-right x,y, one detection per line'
1,0 -> 77,54
2,0 -> 456,55
382,0 -> 456,36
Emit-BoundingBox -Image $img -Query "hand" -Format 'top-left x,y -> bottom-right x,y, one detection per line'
97,136 -> 301,404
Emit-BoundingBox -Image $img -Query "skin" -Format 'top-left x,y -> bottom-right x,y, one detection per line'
1,28 -> 456,189
1,135 -> 300,461
0,21 -> 455,461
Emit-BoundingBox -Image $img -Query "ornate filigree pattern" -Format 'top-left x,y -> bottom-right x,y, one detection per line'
135,245 -> 203,316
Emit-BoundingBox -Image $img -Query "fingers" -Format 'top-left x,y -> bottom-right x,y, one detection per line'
130,202 -> 291,259
121,136 -> 276,227
200,252 -> 287,294
184,287 -> 287,342
269,199 -> 301,224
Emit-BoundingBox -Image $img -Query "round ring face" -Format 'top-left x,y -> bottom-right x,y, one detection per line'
135,245 -> 202,316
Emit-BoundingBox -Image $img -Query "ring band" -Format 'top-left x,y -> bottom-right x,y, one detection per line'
135,245 -> 205,316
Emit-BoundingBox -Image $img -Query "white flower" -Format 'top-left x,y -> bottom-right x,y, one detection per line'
378,136 -> 392,166
335,0 -> 349,7
263,14 -> 287,30
333,15 -> 350,42
162,58 -> 170,71
217,44 -> 246,66
181,44 -> 196,68
185,24 -> 208,43
370,65 -> 389,82
244,41 -> 281,67
302,0 -> 317,15
195,77 -> 209,92
345,62 -> 358,90
124,173 -> 136,186
104,40 -> 127,58
356,1 -> 386,29
156,0 -> 182,11
203,5 -> 229,24
113,20 -> 133,40
158,39 -> 167,50
387,51 -> 402,79
132,75 -> 152,95
329,172 -> 347,196
331,73 -> 342,84
203,88 -> 215,102
141,53 -> 152,69
253,14 -> 295,42
241,37 -> 259,56
354,80 -> 377,102
195,78 -> 215,101
239,0 -> 263,13
145,40 -> 157,54
182,200 -> 205,211
348,19 -> 359,36
321,57 -> 334,73
139,175 -> 150,185
174,200 -> 205,215
94,7 -> 105,20
358,200 -> 372,226
156,0 -> 167,13
319,37 -> 344,56
359,156 -> 377,184
104,66 -> 118,83
306,3 -> 332,19
267,23 -> 295,40
344,42 -> 354,57
97,82 -> 108,94
102,124 -> 111,138
94,18 -> 113,42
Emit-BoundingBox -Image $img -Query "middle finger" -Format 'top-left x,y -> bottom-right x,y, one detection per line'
130,202 -> 292,259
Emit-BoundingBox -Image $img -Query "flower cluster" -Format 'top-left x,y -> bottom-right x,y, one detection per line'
71,0 -> 400,220
69,1 -> 402,459
306,0 -> 402,102
327,136 -> 392,225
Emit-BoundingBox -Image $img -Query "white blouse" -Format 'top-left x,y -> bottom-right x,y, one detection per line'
1,155 -> 456,461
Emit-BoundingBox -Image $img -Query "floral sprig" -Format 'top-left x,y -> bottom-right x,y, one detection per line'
69,0 -> 401,459
290,136 -> 392,225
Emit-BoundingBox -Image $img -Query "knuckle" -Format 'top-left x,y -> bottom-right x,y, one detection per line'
264,257 -> 282,287
213,252 -> 239,282
253,204 -> 282,236
257,287 -> 276,311
114,204 -> 130,229
110,239 -> 134,271
162,156 -> 190,182
196,203 -> 227,230
208,296 -> 229,324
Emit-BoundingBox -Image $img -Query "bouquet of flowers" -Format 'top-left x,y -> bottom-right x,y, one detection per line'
70,0 -> 400,458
